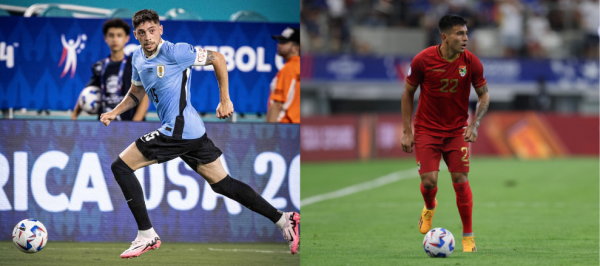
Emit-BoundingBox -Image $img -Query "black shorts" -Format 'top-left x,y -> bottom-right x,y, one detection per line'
135,130 -> 222,170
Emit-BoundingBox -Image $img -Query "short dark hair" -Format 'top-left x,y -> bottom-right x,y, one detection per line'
102,18 -> 131,36
132,9 -> 160,29
438,15 -> 468,34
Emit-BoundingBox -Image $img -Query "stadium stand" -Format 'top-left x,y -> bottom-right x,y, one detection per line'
301,0 -> 599,117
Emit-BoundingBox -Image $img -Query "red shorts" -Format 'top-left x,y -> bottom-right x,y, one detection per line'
414,133 -> 470,175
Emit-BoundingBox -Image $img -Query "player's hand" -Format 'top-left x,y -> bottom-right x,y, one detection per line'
216,100 -> 234,119
401,132 -> 415,153
463,124 -> 478,142
100,111 -> 117,127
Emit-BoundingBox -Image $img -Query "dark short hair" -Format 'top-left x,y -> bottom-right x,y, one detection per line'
438,15 -> 468,34
132,9 -> 160,29
102,18 -> 131,36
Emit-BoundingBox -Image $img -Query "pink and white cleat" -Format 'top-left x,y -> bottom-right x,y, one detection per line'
120,235 -> 161,259
280,212 -> 300,254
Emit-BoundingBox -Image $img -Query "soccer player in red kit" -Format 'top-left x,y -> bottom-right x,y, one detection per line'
401,15 -> 490,252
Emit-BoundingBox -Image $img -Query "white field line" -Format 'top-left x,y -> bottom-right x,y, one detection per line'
302,166 -> 441,207
207,248 -> 292,254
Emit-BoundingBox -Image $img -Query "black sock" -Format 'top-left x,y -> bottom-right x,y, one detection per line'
111,157 -> 152,230
210,175 -> 283,223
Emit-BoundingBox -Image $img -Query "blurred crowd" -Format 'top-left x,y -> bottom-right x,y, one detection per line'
301,0 -> 599,58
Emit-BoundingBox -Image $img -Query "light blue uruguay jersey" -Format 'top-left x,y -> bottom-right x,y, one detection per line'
131,39 -> 210,140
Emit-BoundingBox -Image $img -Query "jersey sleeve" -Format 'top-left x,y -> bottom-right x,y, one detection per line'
131,54 -> 142,86
406,54 -> 425,87
173,43 -> 206,70
271,66 -> 295,103
470,55 -> 487,89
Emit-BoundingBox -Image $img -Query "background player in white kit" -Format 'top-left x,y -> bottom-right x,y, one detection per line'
100,9 -> 299,259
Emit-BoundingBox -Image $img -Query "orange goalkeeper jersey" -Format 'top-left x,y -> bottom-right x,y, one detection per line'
269,56 -> 300,123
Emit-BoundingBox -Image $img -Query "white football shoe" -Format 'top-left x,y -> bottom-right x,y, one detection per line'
120,233 -> 161,259
280,212 -> 300,254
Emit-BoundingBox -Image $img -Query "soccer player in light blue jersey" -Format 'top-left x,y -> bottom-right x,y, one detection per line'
100,9 -> 299,259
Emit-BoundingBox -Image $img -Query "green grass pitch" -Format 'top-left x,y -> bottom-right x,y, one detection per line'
0,242 -> 299,265
301,157 -> 599,265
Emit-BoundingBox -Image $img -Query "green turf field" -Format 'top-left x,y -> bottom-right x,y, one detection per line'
0,242 -> 299,265
301,157 -> 599,266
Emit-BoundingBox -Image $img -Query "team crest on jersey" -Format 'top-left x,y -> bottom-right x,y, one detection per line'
417,161 -> 421,170
459,65 -> 467,77
157,64 -> 165,78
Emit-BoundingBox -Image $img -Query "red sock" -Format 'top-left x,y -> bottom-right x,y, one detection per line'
420,183 -> 437,209
453,181 -> 473,234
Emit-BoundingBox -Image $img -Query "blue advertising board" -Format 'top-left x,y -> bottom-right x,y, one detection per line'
0,120 -> 300,242
0,17 -> 297,113
302,55 -> 599,90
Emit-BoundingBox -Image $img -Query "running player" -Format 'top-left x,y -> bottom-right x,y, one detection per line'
400,15 -> 490,252
100,9 -> 300,258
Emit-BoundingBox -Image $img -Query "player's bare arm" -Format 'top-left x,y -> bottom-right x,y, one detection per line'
204,50 -> 233,119
401,82 -> 418,153
266,101 -> 284,122
132,94 -> 150,121
463,84 -> 490,143
100,83 -> 146,126
71,101 -> 82,119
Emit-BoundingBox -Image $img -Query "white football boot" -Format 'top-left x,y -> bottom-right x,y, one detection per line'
120,231 -> 161,259
280,212 -> 300,254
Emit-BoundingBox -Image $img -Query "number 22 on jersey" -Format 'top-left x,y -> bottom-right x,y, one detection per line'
440,79 -> 458,93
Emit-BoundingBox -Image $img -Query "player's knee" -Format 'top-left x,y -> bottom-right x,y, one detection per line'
451,173 -> 468,183
421,178 -> 437,190
111,157 -> 134,177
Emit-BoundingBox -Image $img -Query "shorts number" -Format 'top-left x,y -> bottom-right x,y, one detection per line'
143,131 -> 159,142
149,88 -> 159,103
461,147 -> 469,162
440,79 -> 458,93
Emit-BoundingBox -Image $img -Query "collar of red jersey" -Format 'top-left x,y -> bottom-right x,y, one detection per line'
145,38 -> 165,60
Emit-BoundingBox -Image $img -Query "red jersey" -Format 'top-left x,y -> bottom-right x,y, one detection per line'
406,45 -> 486,137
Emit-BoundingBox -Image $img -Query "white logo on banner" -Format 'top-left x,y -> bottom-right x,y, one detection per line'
59,34 -> 86,78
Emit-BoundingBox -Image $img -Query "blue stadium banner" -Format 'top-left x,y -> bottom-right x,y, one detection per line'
0,17 -> 298,113
302,55 -> 599,89
0,120 -> 300,242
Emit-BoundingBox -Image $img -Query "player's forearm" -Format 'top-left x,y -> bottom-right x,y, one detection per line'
472,92 -> 490,128
71,102 -> 82,119
112,85 -> 145,116
111,96 -> 136,117
401,88 -> 415,133
211,52 -> 230,103
132,95 -> 149,121
266,101 -> 283,122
